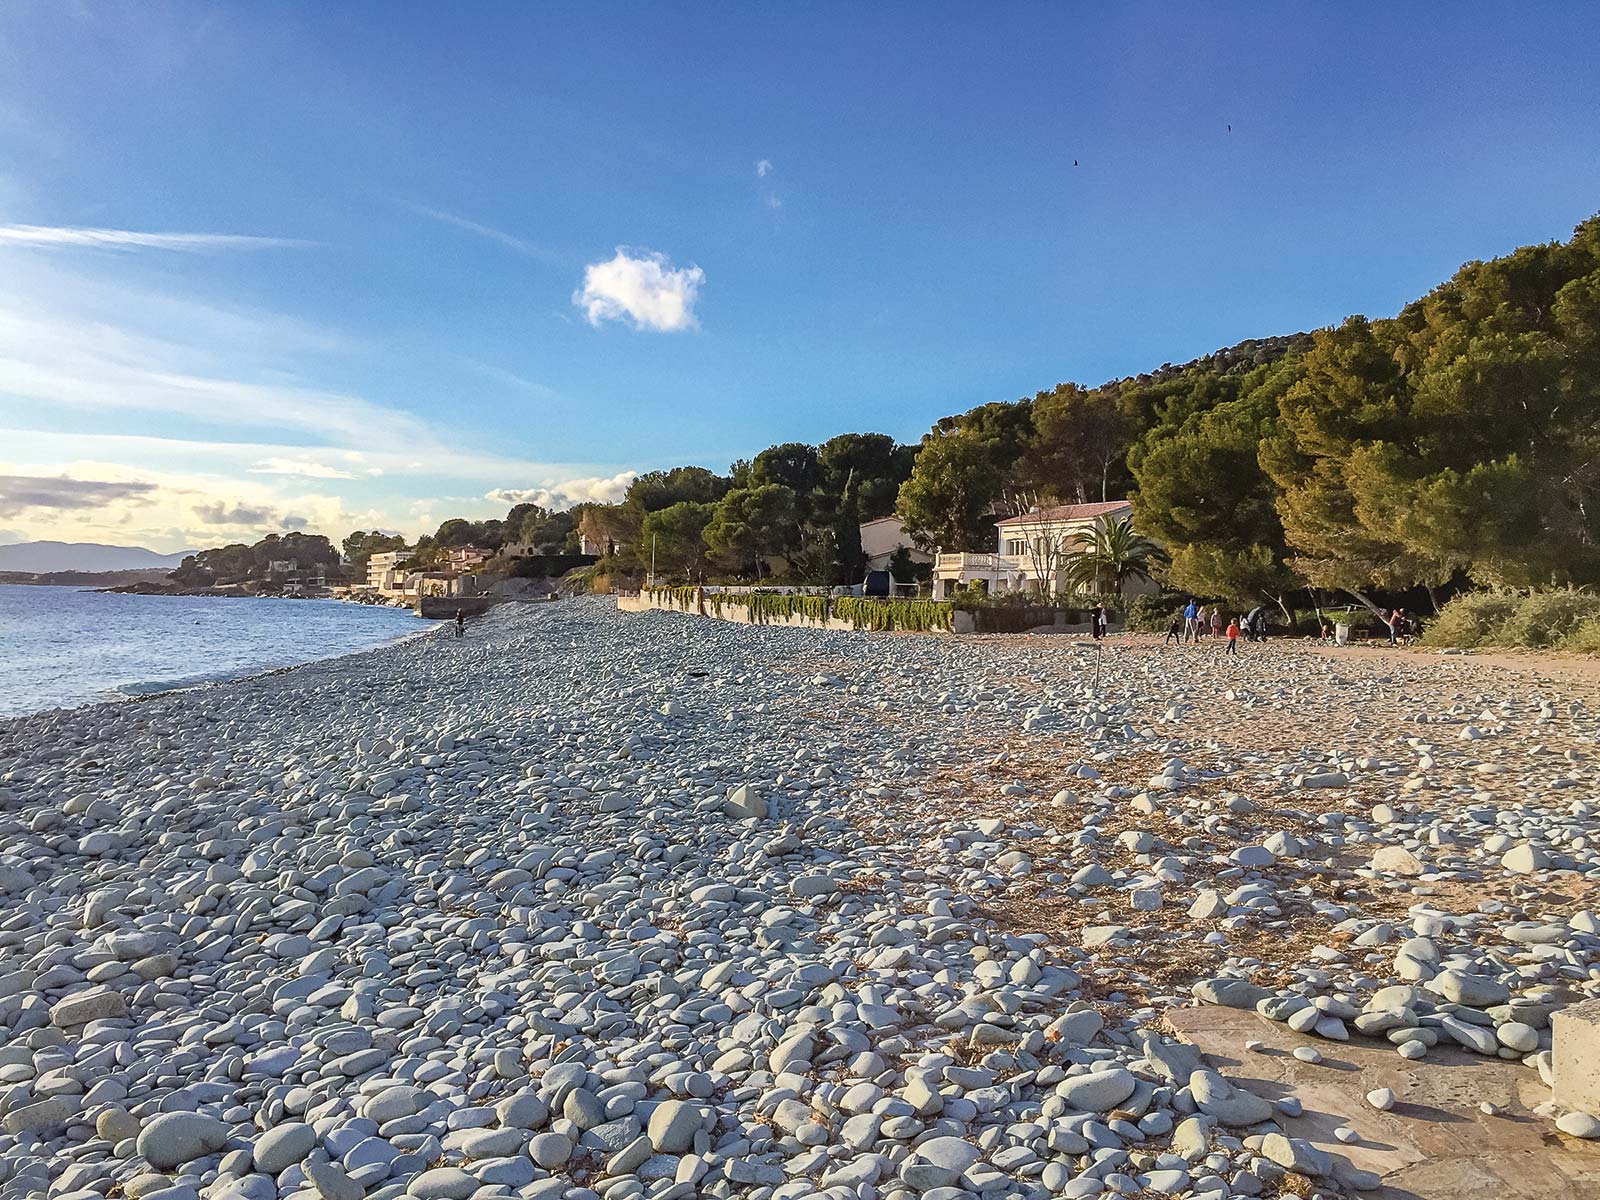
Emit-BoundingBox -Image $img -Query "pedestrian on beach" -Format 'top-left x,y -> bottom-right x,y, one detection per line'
1320,619 -> 1334,643
455,608 -> 466,638
1244,605 -> 1263,642
1165,615 -> 1182,645
1091,603 -> 1107,640
1183,598 -> 1200,642
1225,615 -> 1239,656
1387,606 -> 1403,646
1210,607 -> 1224,638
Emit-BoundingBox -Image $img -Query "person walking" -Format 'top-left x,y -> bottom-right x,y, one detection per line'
1091,603 -> 1107,640
1387,607 -> 1403,646
1225,615 -> 1240,656
1165,615 -> 1182,645
1210,607 -> 1224,638
1183,598 -> 1200,643
455,608 -> 466,639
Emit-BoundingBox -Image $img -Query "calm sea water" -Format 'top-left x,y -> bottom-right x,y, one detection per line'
0,584 -> 424,717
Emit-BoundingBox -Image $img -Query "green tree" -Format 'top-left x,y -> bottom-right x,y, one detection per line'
1262,216 -> 1600,598
625,466 -> 728,513
641,501 -> 714,580
1022,383 -> 1133,503
704,484 -> 799,576
896,428 -> 1004,551
751,442 -> 821,496
1064,517 -> 1163,596
341,530 -> 407,581
1129,357 -> 1302,614
816,432 -> 913,519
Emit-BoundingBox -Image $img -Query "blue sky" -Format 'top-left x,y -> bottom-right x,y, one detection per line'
2,2 -> 1598,552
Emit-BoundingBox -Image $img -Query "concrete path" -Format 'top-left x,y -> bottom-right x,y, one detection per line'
1167,1005 -> 1600,1199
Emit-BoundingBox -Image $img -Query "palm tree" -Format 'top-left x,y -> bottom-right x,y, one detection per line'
1064,517 -> 1163,596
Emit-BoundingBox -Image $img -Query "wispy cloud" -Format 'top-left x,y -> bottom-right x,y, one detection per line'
0,305 -> 437,451
756,159 -> 774,177
408,204 -> 554,260
0,223 -> 311,252
248,456 -> 368,480
573,247 -> 704,332
463,359 -> 557,398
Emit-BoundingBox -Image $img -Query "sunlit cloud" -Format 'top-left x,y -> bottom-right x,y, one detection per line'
486,470 -> 637,509
573,248 -> 703,332
247,458 -> 354,480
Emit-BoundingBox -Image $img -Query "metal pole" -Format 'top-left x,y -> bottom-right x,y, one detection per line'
650,534 -> 657,588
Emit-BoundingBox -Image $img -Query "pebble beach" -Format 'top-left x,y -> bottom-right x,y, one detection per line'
3,597 -> 1599,1200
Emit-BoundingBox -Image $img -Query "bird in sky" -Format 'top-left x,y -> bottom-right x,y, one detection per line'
1073,159 -> 1079,166
1227,124 -> 1232,133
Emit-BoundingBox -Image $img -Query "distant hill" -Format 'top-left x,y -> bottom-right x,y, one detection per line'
0,541 -> 191,573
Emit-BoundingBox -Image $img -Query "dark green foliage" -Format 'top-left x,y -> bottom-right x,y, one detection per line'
171,531 -> 342,585
341,530 -> 407,580
641,501 -> 714,580
895,428 -> 1005,551
1126,593 -> 1186,632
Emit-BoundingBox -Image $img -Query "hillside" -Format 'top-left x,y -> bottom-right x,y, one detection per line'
0,541 -> 191,574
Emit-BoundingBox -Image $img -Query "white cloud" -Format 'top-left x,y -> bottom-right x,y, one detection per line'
0,223 -> 310,252
248,456 -> 365,480
573,248 -> 703,332
756,159 -> 774,178
486,471 -> 637,510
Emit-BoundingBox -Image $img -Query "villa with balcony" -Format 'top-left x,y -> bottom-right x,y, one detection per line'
931,499 -> 1156,600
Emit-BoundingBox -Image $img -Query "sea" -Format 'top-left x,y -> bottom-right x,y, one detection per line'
0,584 -> 424,718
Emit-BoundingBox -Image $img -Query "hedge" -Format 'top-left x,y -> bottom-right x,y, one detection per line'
641,587 -> 952,632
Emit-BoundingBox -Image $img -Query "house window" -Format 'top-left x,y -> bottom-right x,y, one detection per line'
1004,539 -> 1024,555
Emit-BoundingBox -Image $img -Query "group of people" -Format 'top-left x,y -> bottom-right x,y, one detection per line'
1165,599 -> 1267,655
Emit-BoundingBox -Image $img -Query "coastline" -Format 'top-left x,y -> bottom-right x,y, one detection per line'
0,584 -> 432,721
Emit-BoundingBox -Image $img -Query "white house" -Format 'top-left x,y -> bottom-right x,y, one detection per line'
366,549 -> 412,594
859,516 -> 930,573
931,499 -> 1158,600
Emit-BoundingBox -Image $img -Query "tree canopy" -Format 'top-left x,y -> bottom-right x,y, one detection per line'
173,213 -> 1600,604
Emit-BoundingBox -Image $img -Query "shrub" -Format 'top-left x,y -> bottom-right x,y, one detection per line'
1127,593 -> 1183,633
1423,590 -> 1600,649
1563,615 -> 1600,654
1420,592 -> 1521,648
1498,591 -> 1600,648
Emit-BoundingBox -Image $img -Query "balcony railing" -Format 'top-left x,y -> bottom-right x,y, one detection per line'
934,552 -> 1026,574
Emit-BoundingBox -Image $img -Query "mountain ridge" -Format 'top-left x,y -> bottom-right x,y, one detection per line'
0,541 -> 191,574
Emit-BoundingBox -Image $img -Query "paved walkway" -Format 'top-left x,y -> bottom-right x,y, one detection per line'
1167,1006 -> 1600,1199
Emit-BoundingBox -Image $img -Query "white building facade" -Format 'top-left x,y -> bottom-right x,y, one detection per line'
365,550 -> 412,594
931,500 -> 1158,600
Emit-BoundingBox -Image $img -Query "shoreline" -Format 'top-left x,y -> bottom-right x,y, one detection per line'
0,586 -> 434,724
